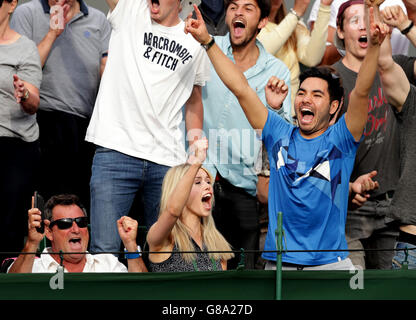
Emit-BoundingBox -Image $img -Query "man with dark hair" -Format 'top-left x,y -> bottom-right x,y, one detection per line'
202,0 -> 291,269
7,194 -> 147,273
185,2 -> 388,269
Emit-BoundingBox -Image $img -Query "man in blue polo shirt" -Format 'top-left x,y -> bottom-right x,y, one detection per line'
10,0 -> 111,210
185,2 -> 388,269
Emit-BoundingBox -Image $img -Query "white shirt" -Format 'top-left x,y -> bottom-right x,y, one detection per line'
8,248 -> 128,273
307,0 -> 410,55
86,0 -> 210,167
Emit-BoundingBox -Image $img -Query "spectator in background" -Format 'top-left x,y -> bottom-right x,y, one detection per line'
146,139 -> 234,272
308,0 -> 409,65
0,0 -> 42,265
379,5 -> 416,269
7,194 -> 147,273
185,1 -> 387,270
333,0 -> 401,269
198,0 -> 228,35
10,0 -> 112,211
202,0 -> 291,270
258,0 -> 332,119
86,0 -> 210,255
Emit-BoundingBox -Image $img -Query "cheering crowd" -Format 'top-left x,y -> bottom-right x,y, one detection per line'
1,0 -> 415,273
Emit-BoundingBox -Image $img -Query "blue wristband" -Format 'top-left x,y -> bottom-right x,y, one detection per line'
124,245 -> 142,259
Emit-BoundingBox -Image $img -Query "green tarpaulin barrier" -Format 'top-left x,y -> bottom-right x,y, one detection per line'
1,269 -> 415,300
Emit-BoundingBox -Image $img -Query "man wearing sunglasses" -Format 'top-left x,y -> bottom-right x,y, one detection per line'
7,194 -> 147,273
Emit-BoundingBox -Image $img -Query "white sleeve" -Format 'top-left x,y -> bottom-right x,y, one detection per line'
192,48 -> 211,87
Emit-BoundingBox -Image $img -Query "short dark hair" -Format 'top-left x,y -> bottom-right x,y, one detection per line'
299,66 -> 344,106
225,0 -> 271,20
44,194 -> 87,221
0,0 -> 14,7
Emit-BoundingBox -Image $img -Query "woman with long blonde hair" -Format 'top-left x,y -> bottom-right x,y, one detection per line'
146,139 -> 234,272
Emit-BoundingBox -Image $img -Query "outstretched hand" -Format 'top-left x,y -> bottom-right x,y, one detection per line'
184,4 -> 211,45
350,170 -> 379,209
265,76 -> 288,110
13,75 -> 27,104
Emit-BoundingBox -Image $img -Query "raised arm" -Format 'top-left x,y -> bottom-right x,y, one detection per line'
309,0 -> 342,66
185,5 -> 268,130
257,0 -> 314,56
381,5 -> 416,48
377,32 -> 409,112
36,1 -> 71,67
296,0 -> 332,66
117,216 -> 148,272
146,139 -> 208,250
345,5 -> 388,141
8,198 -> 45,273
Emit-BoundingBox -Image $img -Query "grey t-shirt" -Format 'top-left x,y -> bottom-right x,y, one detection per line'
10,0 -> 111,118
333,60 -> 400,197
389,85 -> 416,225
0,35 -> 42,142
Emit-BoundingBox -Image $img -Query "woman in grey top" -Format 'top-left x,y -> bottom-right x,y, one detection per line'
146,139 -> 234,272
0,0 -> 42,264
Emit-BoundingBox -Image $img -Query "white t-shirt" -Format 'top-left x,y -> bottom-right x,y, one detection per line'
86,0 -> 210,167
8,248 -> 127,273
307,0 -> 409,55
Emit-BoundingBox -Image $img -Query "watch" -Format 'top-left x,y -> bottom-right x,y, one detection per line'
201,36 -> 215,51
401,21 -> 414,35
289,8 -> 301,20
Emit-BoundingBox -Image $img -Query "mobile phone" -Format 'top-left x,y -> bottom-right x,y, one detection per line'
179,0 -> 201,20
34,191 -> 45,234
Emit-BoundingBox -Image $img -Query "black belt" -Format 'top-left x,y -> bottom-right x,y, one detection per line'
371,190 -> 395,201
281,262 -> 322,270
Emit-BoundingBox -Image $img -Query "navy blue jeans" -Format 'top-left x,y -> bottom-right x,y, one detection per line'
89,147 -> 170,253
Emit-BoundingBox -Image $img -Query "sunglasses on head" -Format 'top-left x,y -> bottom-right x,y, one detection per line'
49,217 -> 88,230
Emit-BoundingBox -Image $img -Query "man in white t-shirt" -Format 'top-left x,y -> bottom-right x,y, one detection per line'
85,0 -> 210,254
308,0 -> 409,64
7,194 -> 147,273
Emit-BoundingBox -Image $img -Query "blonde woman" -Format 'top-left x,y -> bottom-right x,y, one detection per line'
146,139 -> 234,272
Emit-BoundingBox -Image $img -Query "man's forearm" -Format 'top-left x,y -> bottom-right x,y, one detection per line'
37,31 -> 58,67
7,241 -> 38,273
378,35 -> 409,111
185,86 -> 203,144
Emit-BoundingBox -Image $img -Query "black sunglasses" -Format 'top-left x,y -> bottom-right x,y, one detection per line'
49,217 -> 88,230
